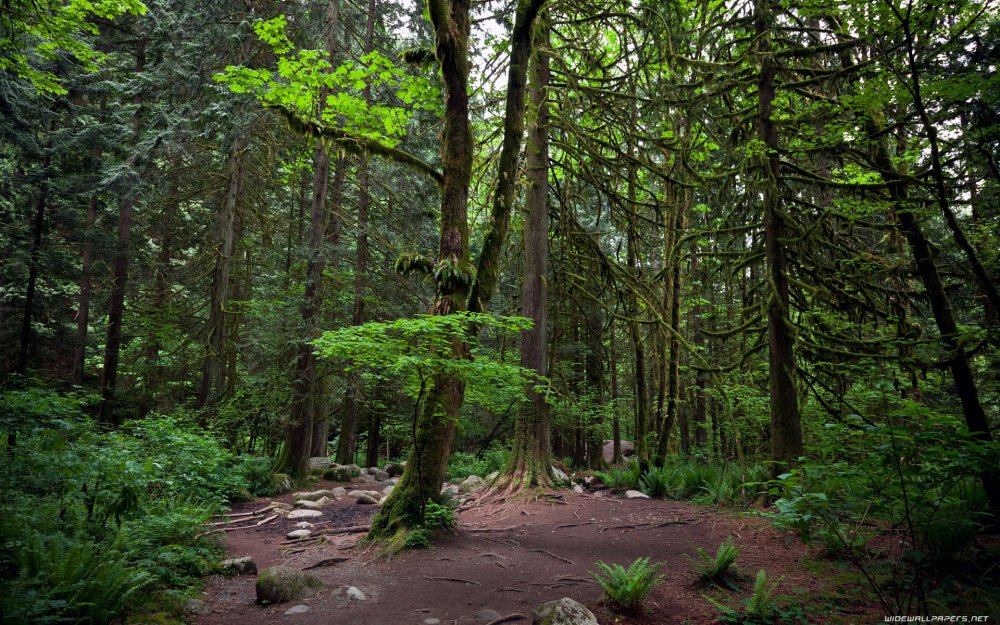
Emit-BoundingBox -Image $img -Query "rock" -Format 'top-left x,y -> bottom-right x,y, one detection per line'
625,489 -> 650,499
323,463 -> 361,482
475,609 -> 501,623
270,473 -> 292,494
255,566 -> 323,605
486,471 -> 499,482
294,521 -> 314,528
346,586 -> 366,601
441,484 -> 460,498
386,477 -> 400,485
461,475 -> 485,493
287,509 -> 323,520
602,439 -> 635,463
551,466 -> 569,483
572,484 -> 584,494
347,489 -> 380,499
186,599 -> 209,615
270,502 -> 294,511
355,493 -> 380,505
309,456 -> 333,472
218,556 -> 257,576
357,473 -> 378,484
424,619 -> 441,625
284,605 -> 310,615
384,462 -> 406,477
532,598 -> 599,625
382,485 -> 394,496
294,497 -> 330,510
286,529 -> 312,540
293,489 -> 336,501
374,469 -> 390,481
332,486 -> 348,497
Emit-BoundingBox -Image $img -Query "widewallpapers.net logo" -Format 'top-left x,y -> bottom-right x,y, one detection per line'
884,618 -> 989,623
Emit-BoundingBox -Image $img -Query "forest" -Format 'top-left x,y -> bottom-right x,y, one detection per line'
1,0 -> 999,623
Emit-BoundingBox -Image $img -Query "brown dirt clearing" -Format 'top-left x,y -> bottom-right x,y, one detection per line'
193,480 -> 874,625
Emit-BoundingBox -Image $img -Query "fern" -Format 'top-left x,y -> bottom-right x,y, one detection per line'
639,466 -> 672,498
591,557 -> 666,613
689,537 -> 740,587
746,568 -> 782,619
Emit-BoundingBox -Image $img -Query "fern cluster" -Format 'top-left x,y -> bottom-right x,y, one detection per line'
690,537 -> 741,588
591,557 -> 666,613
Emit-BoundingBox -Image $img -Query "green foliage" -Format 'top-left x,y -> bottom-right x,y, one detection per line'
446,447 -> 509,481
215,15 -> 440,146
706,568 -> 785,624
639,465 -> 672,497
0,0 -> 147,93
591,557 -> 666,613
423,500 -> 457,530
689,537 -> 741,588
0,391 -> 272,623
403,528 -> 431,549
597,459 -> 641,492
315,313 -> 535,416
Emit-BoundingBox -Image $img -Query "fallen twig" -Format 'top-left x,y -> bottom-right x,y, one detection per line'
530,549 -> 574,565
423,576 -> 480,585
554,521 -> 592,529
484,613 -> 527,625
302,556 -> 349,570
493,586 -> 525,593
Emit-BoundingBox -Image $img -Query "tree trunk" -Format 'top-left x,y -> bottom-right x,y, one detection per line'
756,0 -> 802,474
336,0 -> 377,465
73,153 -> 99,386
197,135 -> 247,412
16,154 -> 50,379
505,16 -> 551,489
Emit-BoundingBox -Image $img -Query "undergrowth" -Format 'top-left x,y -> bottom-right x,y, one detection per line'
592,557 -> 666,613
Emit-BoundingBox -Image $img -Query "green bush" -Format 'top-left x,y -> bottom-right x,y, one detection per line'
446,447 -> 510,481
592,557 -> 666,613
424,500 -> 457,530
690,537 -> 741,587
597,459 -> 641,492
404,528 -> 431,549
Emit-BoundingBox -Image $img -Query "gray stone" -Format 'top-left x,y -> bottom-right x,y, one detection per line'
286,529 -> 312,540
293,489 -> 336,501
532,598 -> 598,625
386,477 -> 399,485
186,599 -> 209,615
293,521 -> 313,528
332,486 -> 348,497
255,566 -> 323,605
270,473 -> 292,494
294,497 -> 330,510
625,489 -> 650,499
475,609 -> 502,623
461,475 -> 485,493
485,471 -> 499,483
441,484 -> 460,497
346,586 -> 366,601
323,463 -> 361,482
270,501 -> 294,511
357,473 -> 378,484
424,619 -> 441,625
384,462 -> 406,477
550,466 -> 569,483
355,493 -> 379,505
382,484 -> 394,496
374,469 -> 390,481
287,509 -> 323,520
347,489 -> 380,499
283,605 -> 310,615
218,555 -> 257,576
602,439 -> 635,463
308,456 -> 333,471
572,484 -> 584,494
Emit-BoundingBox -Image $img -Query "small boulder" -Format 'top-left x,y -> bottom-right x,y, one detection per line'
218,556 -> 257,576
572,484 -> 584,494
346,586 -> 366,601
294,497 -> 330,510
485,471 -> 499,483
286,529 -> 312,540
374,469 -> 390,481
384,462 -> 406,477
308,456 -> 333,472
551,466 -> 569,483
475,609 -> 502,623
386,477 -> 400,486
347,489 -> 380,500
532,598 -> 598,625
294,521 -> 313,528
332,486 -> 348,497
625,489 -> 650,499
355,493 -> 380,505
357,473 -> 378,484
270,473 -> 293,494
323,463 -> 361,482
461,475 -> 485,493
255,566 -> 322,604
284,605 -> 310,615
287,509 -> 323,520
382,485 -> 394,496
441,484 -> 460,498
293,489 -> 336,501
270,501 -> 294,511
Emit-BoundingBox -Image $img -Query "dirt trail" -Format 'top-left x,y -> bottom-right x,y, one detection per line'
194,480 -> 867,625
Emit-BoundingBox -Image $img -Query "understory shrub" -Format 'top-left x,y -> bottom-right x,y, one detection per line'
592,557 -> 666,613
446,446 -> 510,480
597,459 -> 642,491
689,537 -> 741,588
0,390 -> 271,624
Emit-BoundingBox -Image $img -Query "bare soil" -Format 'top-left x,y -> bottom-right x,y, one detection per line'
193,479 -> 875,625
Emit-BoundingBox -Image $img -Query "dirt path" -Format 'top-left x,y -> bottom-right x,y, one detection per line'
194,480 -> 869,625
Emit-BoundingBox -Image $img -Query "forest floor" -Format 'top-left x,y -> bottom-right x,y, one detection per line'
192,478 -> 879,625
